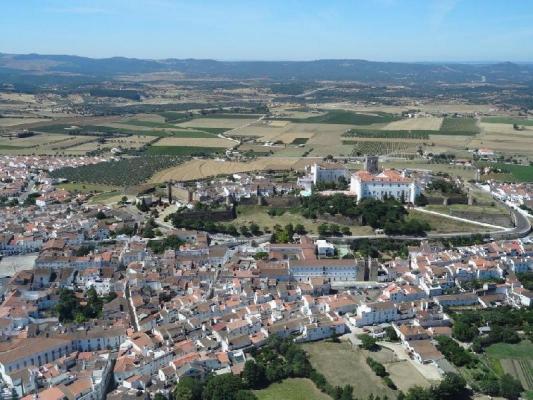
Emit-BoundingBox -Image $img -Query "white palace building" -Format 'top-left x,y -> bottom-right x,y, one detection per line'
298,156 -> 420,203
350,168 -> 420,203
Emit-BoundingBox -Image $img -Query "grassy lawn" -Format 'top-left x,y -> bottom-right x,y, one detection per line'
425,204 -> 508,216
301,341 -> 397,400
408,209 -> 495,233
88,190 -> 123,204
485,341 -> 533,360
254,378 -> 331,400
234,204 -> 374,236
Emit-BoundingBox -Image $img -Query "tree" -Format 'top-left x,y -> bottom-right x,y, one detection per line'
431,372 -> 467,400
240,225 -> 250,237
203,373 -> 243,400
318,223 -> 330,237
249,222 -> 261,236
174,377 -> 203,400
234,391 -> 257,400
499,374 -> 523,400
358,334 -> 379,351
294,224 -> 306,235
242,360 -> 266,389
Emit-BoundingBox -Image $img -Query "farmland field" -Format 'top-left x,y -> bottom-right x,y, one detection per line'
479,163 -> 533,182
254,378 -> 331,400
439,117 -> 479,135
482,116 -> 533,126
146,146 -> 227,156
485,342 -> 533,392
150,157 -> 310,182
384,117 -> 443,131
344,129 -> 430,139
348,140 -> 419,156
49,156 -> 184,186
153,137 -> 234,147
272,110 -> 401,125
177,117 -> 258,129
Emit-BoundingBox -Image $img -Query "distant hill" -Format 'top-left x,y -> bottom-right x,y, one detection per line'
1,52 -> 533,84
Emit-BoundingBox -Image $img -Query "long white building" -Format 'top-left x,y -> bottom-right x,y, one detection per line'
297,163 -> 349,192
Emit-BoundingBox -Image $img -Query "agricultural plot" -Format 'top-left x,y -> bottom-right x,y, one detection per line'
349,140 -> 419,156
146,146 -> 227,156
344,129 -> 430,139
482,116 -> 533,126
272,110 -> 401,125
438,117 -> 479,135
479,162 -> 533,183
177,117 -> 258,129
153,137 -> 235,148
150,157 -> 310,182
384,117 -> 443,131
485,342 -> 533,392
49,156 -> 183,186
472,123 -> 533,157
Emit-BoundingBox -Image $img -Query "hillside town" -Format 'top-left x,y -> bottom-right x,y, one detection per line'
0,153 -> 532,400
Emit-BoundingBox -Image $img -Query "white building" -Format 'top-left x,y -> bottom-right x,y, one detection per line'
297,163 -> 349,192
315,240 -> 335,257
352,301 -> 398,327
350,169 -> 419,203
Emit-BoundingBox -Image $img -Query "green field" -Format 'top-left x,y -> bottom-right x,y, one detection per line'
348,140 -> 418,156
438,117 -> 479,135
57,182 -> 119,193
254,378 -> 331,400
0,144 -> 27,150
481,163 -> 533,182
146,146 -> 226,156
158,111 -> 193,123
482,116 -> 533,126
486,342 -> 533,359
122,119 -> 180,129
484,342 -> 533,394
275,110 -> 400,125
186,127 -> 231,134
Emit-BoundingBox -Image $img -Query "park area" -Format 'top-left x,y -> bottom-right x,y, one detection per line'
301,341 -> 432,399
253,378 -> 331,400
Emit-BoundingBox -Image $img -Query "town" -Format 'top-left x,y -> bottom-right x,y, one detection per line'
0,150 -> 532,400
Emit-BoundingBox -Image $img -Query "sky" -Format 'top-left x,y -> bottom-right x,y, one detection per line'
1,0 -> 533,62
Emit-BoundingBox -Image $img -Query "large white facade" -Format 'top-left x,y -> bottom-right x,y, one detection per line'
350,169 -> 419,203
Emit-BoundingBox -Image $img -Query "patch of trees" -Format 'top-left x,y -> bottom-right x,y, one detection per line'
170,216 -> 240,236
450,307 -> 531,350
399,372 -> 469,400
55,287 -> 114,323
350,238 -> 416,259
299,195 -> 430,236
147,235 -> 185,254
366,357 -> 396,390
49,156 -> 183,186
434,336 -> 475,367
472,372 -> 523,400
426,179 -> 463,195
318,223 -> 351,237
88,88 -> 142,100
517,271 -> 533,291
358,334 -> 379,351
